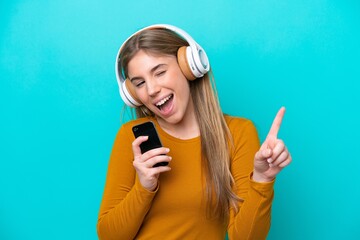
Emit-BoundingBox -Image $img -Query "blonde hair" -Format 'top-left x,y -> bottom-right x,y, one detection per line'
120,28 -> 240,222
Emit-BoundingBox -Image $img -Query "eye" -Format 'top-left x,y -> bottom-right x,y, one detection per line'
156,70 -> 166,77
134,80 -> 145,87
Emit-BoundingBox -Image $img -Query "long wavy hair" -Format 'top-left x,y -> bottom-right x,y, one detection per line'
119,27 -> 240,222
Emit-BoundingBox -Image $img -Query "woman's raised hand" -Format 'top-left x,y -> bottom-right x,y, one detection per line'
253,107 -> 292,182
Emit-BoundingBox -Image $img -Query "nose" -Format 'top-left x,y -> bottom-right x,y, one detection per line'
146,78 -> 160,97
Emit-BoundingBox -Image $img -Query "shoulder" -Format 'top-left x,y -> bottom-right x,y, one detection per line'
224,114 -> 257,134
224,114 -> 260,145
224,115 -> 260,158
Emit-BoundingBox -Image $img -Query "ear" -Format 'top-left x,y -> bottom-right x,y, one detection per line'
177,46 -> 196,80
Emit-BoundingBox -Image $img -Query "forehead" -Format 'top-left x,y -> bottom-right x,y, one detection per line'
127,50 -> 176,76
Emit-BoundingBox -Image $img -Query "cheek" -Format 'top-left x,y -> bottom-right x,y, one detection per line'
176,82 -> 191,107
134,88 -> 148,102
179,79 -> 191,95
171,69 -> 190,91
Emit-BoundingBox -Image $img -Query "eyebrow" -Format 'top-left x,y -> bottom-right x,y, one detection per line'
130,64 -> 167,82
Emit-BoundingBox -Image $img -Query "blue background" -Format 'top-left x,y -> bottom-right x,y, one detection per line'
1,0 -> 359,239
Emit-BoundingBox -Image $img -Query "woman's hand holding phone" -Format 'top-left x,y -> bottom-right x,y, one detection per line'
131,132 -> 172,192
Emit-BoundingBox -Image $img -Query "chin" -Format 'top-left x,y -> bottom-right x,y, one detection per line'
157,114 -> 182,125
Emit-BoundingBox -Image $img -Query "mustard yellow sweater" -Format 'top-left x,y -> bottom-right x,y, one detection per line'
97,116 -> 274,240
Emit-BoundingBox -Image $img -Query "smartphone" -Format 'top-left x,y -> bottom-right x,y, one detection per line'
132,121 -> 168,167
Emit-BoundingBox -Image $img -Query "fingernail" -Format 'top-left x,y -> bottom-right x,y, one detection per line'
166,148 -> 170,152
267,158 -> 273,163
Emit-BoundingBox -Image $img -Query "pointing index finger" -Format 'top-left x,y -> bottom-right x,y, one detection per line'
267,107 -> 286,139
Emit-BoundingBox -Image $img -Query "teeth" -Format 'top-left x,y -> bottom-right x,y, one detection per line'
156,95 -> 172,107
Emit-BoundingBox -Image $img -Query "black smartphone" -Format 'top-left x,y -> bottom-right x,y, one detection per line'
132,121 -> 168,167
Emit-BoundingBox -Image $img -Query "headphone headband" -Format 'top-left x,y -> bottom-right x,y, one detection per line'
115,24 -> 210,107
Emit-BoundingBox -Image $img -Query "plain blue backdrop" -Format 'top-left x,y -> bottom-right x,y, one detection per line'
1,0 -> 359,239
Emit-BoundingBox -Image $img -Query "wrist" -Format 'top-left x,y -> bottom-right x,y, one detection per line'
252,171 -> 275,183
142,182 -> 159,192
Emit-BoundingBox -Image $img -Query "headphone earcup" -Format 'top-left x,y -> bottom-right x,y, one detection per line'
177,46 -> 197,81
121,78 -> 142,107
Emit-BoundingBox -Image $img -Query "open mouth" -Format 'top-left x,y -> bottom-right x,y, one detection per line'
155,94 -> 174,110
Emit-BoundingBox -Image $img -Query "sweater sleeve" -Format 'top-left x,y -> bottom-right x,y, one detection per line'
97,124 -> 158,240
227,119 -> 275,240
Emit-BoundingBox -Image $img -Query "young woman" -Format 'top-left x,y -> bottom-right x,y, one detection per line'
97,24 -> 292,240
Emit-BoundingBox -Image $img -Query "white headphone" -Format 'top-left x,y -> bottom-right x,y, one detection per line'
115,24 -> 210,107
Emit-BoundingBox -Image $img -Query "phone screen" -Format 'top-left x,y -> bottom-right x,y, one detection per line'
132,121 -> 168,167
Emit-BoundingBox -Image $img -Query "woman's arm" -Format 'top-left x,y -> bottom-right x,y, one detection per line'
227,119 -> 274,240
96,124 -> 157,240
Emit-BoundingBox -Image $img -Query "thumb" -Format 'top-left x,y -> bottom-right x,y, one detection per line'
255,145 -> 272,161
